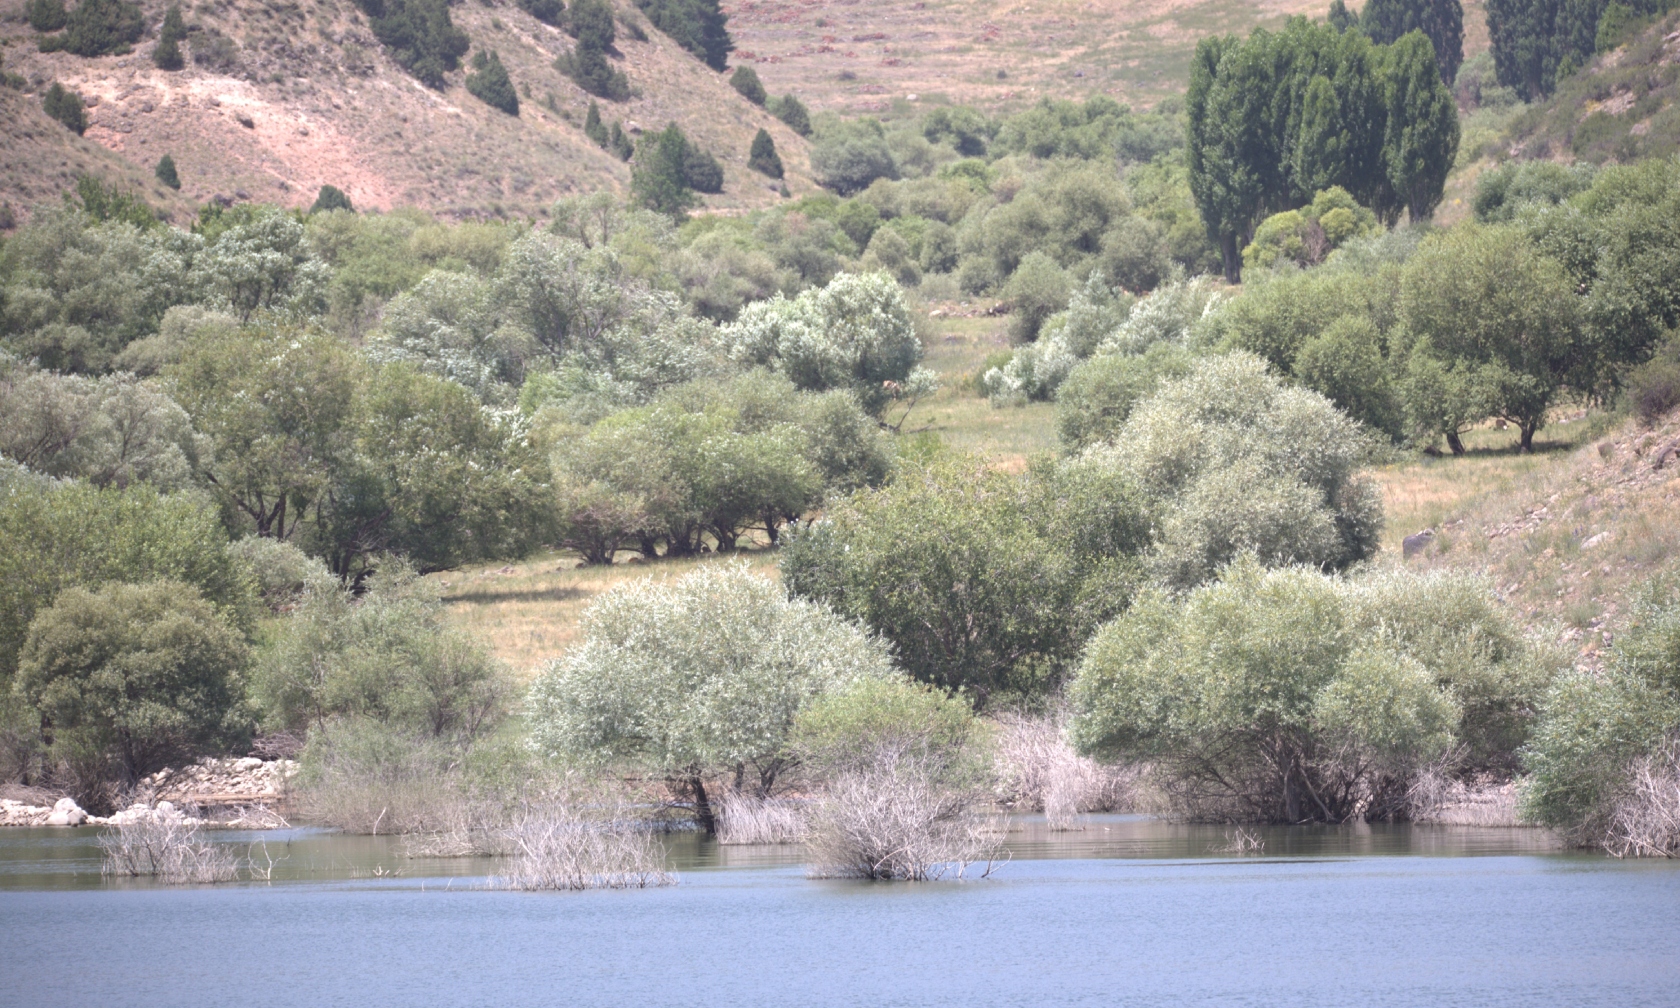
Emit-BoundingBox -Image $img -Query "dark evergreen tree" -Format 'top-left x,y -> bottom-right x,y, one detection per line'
353,0 -> 470,90
159,4 -> 186,42
770,93 -> 810,136
1484,0 -> 1658,98
1382,30 -> 1460,220
154,154 -> 181,190
26,0 -> 67,32
467,50 -> 519,114
1360,0 -> 1464,85
584,100 -> 610,146
560,0 -> 630,99
517,0 -> 565,27
310,184 -> 354,213
1327,0 -> 1358,32
683,143 -> 724,193
1187,18 -> 1458,281
635,0 -> 732,71
632,123 -> 699,217
748,128 -> 783,178
41,0 -> 144,57
609,121 -> 634,160
152,35 -> 183,70
42,82 -> 86,135
730,64 -> 766,104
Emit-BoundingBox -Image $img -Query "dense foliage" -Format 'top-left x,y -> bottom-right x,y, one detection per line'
466,50 -> 519,116
1357,0 -> 1465,84
353,0 -> 470,90
635,0 -> 732,71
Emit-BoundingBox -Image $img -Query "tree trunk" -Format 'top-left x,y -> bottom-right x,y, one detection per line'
1221,232 -> 1242,285
1520,422 -> 1537,452
1445,429 -> 1466,455
688,774 -> 716,834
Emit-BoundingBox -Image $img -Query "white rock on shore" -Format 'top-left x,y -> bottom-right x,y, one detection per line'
2,756 -> 301,827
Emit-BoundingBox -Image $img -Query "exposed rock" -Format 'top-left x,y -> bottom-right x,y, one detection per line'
46,797 -> 87,826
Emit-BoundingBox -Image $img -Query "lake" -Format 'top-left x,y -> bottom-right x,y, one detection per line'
3,816 -> 1678,1007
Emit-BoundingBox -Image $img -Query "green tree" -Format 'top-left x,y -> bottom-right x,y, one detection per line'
255,562 -> 511,740
770,94 -> 811,136
1360,0 -> 1465,84
154,154 -> 181,190
782,458 -> 1152,705
27,0 -> 67,32
631,124 -> 699,217
352,0 -> 470,89
526,563 -> 897,830
1327,0 -> 1358,31
1055,343 -> 1194,452
730,65 -> 767,104
517,0 -> 564,26
749,128 -> 784,178
1382,31 -> 1460,221
635,0 -> 733,71
16,581 -> 250,796
1398,225 -> 1581,451
466,49 -> 519,115
1069,560 -> 1549,822
561,0 -> 630,99
0,476 -> 254,686
42,82 -> 86,135
609,122 -> 634,160
811,118 -> 898,195
41,0 -> 144,57
151,34 -> 183,71
1485,0 -> 1625,99
583,100 -> 609,147
683,143 -> 724,194
310,184 -> 354,214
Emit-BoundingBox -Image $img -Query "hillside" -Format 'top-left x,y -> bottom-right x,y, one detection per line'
1387,407 -> 1680,663
725,0 -> 1492,115
0,0 -> 817,221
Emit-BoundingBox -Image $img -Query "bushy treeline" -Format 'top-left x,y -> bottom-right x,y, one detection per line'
987,154 -> 1680,458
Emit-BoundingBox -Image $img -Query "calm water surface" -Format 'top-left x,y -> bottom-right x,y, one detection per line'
3,816 -> 1677,1007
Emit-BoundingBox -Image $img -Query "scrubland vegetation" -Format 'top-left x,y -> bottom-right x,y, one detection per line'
4,0 -> 1680,885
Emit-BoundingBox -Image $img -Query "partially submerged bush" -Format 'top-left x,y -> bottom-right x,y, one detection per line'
991,711 -> 1137,829
526,563 -> 898,831
496,800 -> 676,890
1071,560 -> 1556,823
99,810 -> 240,883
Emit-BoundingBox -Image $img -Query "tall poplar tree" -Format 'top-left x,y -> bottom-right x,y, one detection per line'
1360,0 -> 1465,84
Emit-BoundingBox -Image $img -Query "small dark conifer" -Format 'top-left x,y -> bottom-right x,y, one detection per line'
748,128 -> 783,178
43,82 -> 87,135
26,0 -> 68,32
609,122 -> 633,161
155,154 -> 181,189
466,49 -> 519,115
770,94 -> 810,137
152,34 -> 183,70
584,100 -> 609,147
310,184 -> 354,213
730,65 -> 766,105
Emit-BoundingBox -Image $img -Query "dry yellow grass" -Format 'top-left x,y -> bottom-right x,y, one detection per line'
433,550 -> 781,678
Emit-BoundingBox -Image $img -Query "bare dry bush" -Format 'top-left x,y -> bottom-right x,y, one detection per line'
805,747 -> 1002,881
99,813 -> 240,883
1605,740 -> 1680,858
992,712 -> 1138,830
495,802 -> 676,890
716,792 -> 807,845
1407,767 -> 1523,827
1215,826 -> 1266,854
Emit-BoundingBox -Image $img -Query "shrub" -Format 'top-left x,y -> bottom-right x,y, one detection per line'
466,50 -> 519,115
15,580 -> 252,802
353,0 -> 469,89
560,0 -> 630,99
635,0 -> 733,71
1090,352 -> 1382,588
99,810 -> 241,883
42,0 -> 144,56
1055,342 -> 1193,451
516,0 -> 564,27
1625,333 -> 1680,424
748,128 -> 783,178
811,119 -> 897,195
723,271 -> 934,416
1472,160 -> 1596,222
783,458 -> 1151,704
309,184 -> 354,214
154,154 -> 181,190
0,364 -> 203,491
497,802 -> 676,889
525,563 -> 898,831
27,0 -> 68,32
682,144 -> 724,194
151,34 -> 183,70
1071,561 -> 1550,822
632,124 -> 699,216
795,677 -> 997,879
254,562 -> 513,742
1522,574 -> 1680,846
583,101 -> 609,147
1001,251 -> 1071,343
731,65 -> 766,105
610,122 -> 634,160
42,82 -> 86,135
770,94 -> 811,136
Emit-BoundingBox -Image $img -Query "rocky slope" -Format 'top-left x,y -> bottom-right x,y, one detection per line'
1,0 -> 817,222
